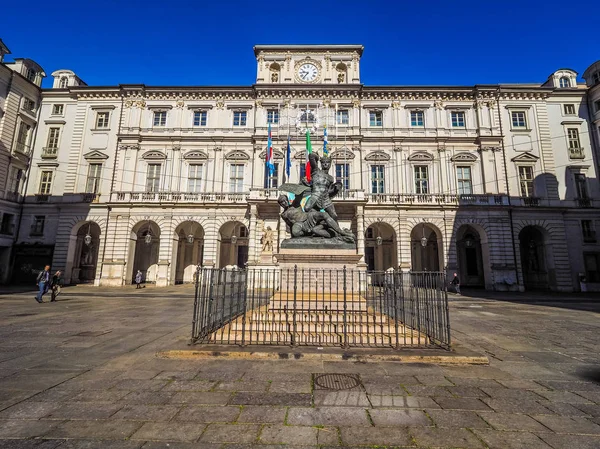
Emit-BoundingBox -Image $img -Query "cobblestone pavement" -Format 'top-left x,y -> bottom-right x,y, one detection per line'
0,285 -> 599,448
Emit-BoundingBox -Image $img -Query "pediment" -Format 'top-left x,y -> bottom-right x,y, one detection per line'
183,150 -> 208,160
142,150 -> 166,160
225,150 -> 250,160
294,150 -> 307,161
451,152 -> 477,162
259,148 -> 284,160
408,152 -> 433,161
330,148 -> 355,160
365,151 -> 390,162
83,150 -> 109,161
511,152 -> 539,163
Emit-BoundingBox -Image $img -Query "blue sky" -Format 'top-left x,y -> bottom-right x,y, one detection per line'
2,0 -> 596,88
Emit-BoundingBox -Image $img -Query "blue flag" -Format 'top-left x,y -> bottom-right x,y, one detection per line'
286,135 -> 292,179
266,123 -> 275,176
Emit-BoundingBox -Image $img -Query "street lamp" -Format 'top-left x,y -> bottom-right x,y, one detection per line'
83,223 -> 92,246
144,222 -> 153,245
376,236 -> 383,246
420,224 -> 428,247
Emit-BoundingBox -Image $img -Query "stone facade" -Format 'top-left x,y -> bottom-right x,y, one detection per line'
9,45 -> 600,292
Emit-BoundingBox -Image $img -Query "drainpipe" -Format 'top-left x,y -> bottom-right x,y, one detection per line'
497,88 -> 520,287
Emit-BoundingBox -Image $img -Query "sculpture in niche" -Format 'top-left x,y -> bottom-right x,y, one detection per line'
271,72 -> 279,83
337,72 -> 345,83
81,243 -> 95,266
261,226 -> 274,253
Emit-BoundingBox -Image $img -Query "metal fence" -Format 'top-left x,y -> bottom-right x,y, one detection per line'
191,267 -> 451,350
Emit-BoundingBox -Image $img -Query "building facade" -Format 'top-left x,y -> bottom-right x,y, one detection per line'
11,45 -> 600,292
0,39 -> 45,284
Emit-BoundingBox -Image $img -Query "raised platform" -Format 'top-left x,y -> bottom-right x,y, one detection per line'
280,236 -> 356,250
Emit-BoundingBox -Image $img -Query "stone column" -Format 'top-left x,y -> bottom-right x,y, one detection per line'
248,204 -> 259,264
356,205 -> 365,264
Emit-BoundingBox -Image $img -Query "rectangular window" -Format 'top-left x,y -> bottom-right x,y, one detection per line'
0,213 -> 15,235
518,166 -> 534,197
229,164 -> 245,192
263,162 -> 279,189
568,128 -> 581,149
146,164 -> 161,192
335,163 -> 350,190
23,98 -> 36,112
414,165 -> 429,194
8,168 -> 23,194
564,104 -> 576,115
300,164 -> 306,180
337,109 -> 349,125
17,122 -> 31,146
86,164 -> 102,194
95,111 -> 110,129
584,253 -> 600,283
575,173 -> 589,199
39,171 -> 53,194
371,165 -> 385,194
193,111 -> 207,126
233,111 -> 247,126
369,111 -> 382,127
267,109 -> 279,124
153,111 -> 167,127
582,220 -> 596,242
411,111 -> 425,127
31,216 -> 45,236
52,104 -> 64,115
511,111 -> 527,128
451,111 -> 465,127
26,68 -> 36,82
456,166 -> 473,195
188,164 -> 203,192
46,127 -> 60,149
595,100 -> 600,112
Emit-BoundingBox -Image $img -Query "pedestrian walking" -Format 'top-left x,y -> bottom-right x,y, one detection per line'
451,272 -> 461,295
135,270 -> 143,289
35,265 -> 51,303
50,270 -> 63,302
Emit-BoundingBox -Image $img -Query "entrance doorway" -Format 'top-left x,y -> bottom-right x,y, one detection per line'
519,226 -> 549,290
218,221 -> 249,268
411,223 -> 443,271
456,225 -> 485,287
173,221 -> 204,284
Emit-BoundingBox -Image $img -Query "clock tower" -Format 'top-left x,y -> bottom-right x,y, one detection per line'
254,45 -> 363,85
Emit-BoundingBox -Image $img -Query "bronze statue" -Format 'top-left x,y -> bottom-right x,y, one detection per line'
302,153 -> 341,221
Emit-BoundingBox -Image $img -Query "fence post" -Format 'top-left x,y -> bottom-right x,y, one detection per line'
292,265 -> 298,347
343,265 -> 348,350
190,264 -> 201,344
241,269 -> 250,347
392,270 -> 400,350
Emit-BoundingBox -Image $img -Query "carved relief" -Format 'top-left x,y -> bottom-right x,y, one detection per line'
365,151 -> 391,162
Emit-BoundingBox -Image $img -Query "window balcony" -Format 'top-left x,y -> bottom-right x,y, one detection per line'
35,194 -> 49,203
583,231 -> 597,243
522,196 -> 541,207
4,191 -> 20,202
82,193 -> 100,203
15,142 -> 31,155
569,147 -> 585,159
41,147 -> 58,158
577,197 -> 592,208
111,191 -> 250,204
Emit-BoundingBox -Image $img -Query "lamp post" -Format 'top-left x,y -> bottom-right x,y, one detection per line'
420,224 -> 428,247
144,222 -> 153,245
83,223 -> 92,246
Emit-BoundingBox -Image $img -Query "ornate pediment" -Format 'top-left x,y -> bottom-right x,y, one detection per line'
225,150 -> 250,160
365,150 -> 390,162
450,152 -> 477,162
511,152 -> 539,163
259,148 -> 285,160
83,150 -> 109,161
141,150 -> 166,160
330,148 -> 355,160
293,150 -> 307,161
183,150 -> 209,160
408,152 -> 433,162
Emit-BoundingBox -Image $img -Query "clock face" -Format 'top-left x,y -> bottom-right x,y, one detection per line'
297,63 -> 318,82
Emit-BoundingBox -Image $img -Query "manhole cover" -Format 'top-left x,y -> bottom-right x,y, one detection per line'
313,373 -> 361,390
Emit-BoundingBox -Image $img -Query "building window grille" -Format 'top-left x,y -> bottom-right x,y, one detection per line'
451,111 -> 465,127
564,104 -> 576,115
23,98 -> 36,112
39,171 -> 53,195
0,214 -> 15,235
559,77 -> 571,88
518,166 -> 534,197
568,128 -> 581,149
414,165 -> 429,194
233,111 -> 247,126
46,127 -> 60,151
146,164 -> 161,192
229,164 -> 245,192
456,166 -> 472,194
511,111 -> 527,129
86,164 -> 102,194
582,220 -> 596,242
267,109 -> 279,124
52,104 -> 64,115
369,111 -> 382,127
575,173 -> 589,199
411,111 -> 424,127
263,162 -> 279,188
336,163 -> 350,190
31,216 -> 45,236
26,68 -> 36,82
153,111 -> 167,127
96,111 -> 110,129
59,77 -> 68,88
371,165 -> 385,194
188,164 -> 203,192
193,111 -> 207,126
336,109 -> 349,125
584,253 -> 600,282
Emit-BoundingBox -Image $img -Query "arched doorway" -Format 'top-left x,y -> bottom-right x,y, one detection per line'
218,221 -> 249,268
519,226 -> 549,290
71,222 -> 101,283
411,223 -> 443,271
456,225 -> 485,287
172,221 -> 204,284
365,223 -> 397,272
129,221 -> 160,284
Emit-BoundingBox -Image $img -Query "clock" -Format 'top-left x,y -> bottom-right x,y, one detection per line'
297,63 -> 319,83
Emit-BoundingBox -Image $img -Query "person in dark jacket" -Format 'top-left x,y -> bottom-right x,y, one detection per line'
35,265 -> 51,303
135,270 -> 143,289
50,270 -> 63,302
451,273 -> 461,295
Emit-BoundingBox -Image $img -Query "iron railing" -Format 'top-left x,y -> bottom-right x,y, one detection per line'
191,267 -> 450,350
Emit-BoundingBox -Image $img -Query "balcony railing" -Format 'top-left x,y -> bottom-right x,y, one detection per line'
82,193 -> 100,203
583,231 -> 597,243
522,197 -> 541,207
249,188 -> 365,201
569,147 -> 585,159
368,193 -> 509,206
41,147 -> 58,158
15,142 -> 31,155
35,194 -> 49,203
4,191 -> 20,202
577,197 -> 592,208
111,191 -> 250,204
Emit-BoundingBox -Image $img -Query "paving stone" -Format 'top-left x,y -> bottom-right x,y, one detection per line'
404,385 -> 453,397
112,379 -> 169,391
236,405 -> 287,423
427,409 -> 490,429
317,427 -> 340,446
496,379 -> 548,390
260,424 -> 318,445
131,422 -> 206,442
69,389 -> 131,402
575,404 -> 600,416
481,387 -> 546,401
530,415 -> 600,434
268,381 -> 312,394
0,400 -> 61,419
414,375 -> 454,386
0,440 -> 64,449
571,390 -> 600,403
539,401 -> 593,416
199,423 -> 261,443
434,397 -> 493,411
142,443 -> 220,449
535,390 -> 593,404
482,398 -> 553,414
313,391 -> 370,407
214,380 -> 270,392
44,402 -> 123,419
537,433 -> 600,449
230,392 -> 311,406
446,386 -> 491,398
369,408 -> 431,426
171,391 -> 232,405
154,370 -> 200,381
477,412 -> 549,431
45,420 -> 142,439
0,419 -> 62,438
60,378 -> 120,391
361,383 -> 408,395
410,427 -> 485,448
30,388 -> 81,402
162,380 -> 216,391
287,407 -> 370,426
339,426 -> 413,446
112,404 -> 182,421
443,377 -> 505,388
369,395 -> 440,408
482,430 -> 558,449
174,405 -> 241,422
56,440 -> 145,448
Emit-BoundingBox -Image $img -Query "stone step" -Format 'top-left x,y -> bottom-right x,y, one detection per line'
245,311 -> 395,323
268,302 -> 369,312
226,321 -> 410,334
207,331 -> 428,345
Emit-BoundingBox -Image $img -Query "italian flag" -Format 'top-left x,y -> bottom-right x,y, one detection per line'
305,130 -> 313,182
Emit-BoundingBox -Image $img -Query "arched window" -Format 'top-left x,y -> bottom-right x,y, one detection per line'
59,77 -> 68,88
559,77 -> 570,88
